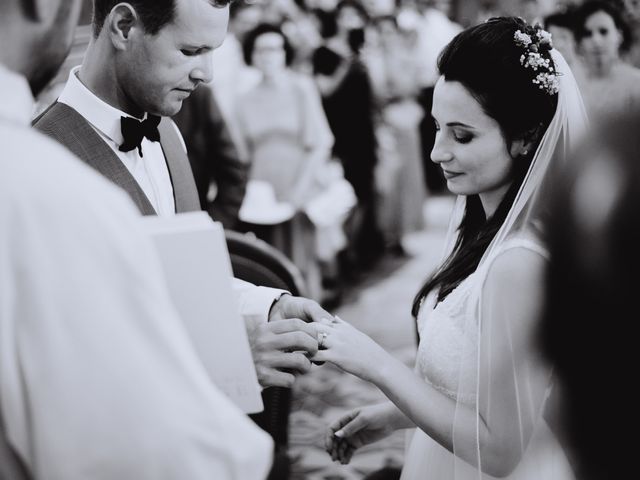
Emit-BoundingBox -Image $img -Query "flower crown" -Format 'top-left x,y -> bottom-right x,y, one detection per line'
514,24 -> 559,96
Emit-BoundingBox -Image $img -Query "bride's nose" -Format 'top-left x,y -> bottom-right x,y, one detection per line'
431,135 -> 454,164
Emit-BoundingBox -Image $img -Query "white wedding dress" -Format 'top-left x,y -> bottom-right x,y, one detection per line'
400,238 -> 575,480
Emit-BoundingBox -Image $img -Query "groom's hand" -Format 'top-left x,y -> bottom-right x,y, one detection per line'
247,318 -> 320,388
268,294 -> 334,324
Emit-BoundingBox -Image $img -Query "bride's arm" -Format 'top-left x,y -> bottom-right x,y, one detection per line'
315,248 -> 551,476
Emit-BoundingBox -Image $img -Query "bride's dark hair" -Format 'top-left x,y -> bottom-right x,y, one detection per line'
412,17 -> 558,316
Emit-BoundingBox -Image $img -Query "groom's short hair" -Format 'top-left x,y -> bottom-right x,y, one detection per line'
91,0 -> 233,37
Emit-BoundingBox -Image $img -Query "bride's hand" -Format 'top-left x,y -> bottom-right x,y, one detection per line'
311,317 -> 390,383
325,403 -> 400,464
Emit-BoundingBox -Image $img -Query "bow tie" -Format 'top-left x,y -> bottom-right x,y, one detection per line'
119,115 -> 161,157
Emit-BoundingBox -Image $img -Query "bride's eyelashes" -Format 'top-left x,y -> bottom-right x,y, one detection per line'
432,118 -> 474,144
453,130 -> 474,144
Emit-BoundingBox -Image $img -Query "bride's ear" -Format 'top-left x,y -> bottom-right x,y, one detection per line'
510,123 -> 544,158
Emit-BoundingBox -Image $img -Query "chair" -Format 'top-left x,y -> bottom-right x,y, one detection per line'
225,230 -> 307,297
224,230 -> 308,480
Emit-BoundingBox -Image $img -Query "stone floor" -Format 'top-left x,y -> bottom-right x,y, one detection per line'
288,196 -> 455,480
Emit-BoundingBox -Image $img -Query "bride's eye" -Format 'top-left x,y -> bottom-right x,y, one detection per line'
453,132 -> 473,144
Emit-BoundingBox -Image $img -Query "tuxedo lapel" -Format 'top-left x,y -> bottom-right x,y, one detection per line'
34,103 -> 200,215
158,118 -> 200,213
34,102 -> 157,215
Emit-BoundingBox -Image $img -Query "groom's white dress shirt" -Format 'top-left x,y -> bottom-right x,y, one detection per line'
0,64 -> 272,479
59,66 -> 177,217
58,67 -> 285,330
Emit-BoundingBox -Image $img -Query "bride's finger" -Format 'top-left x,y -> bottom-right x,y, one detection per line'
313,323 -> 336,335
333,316 -> 348,325
317,317 -> 336,326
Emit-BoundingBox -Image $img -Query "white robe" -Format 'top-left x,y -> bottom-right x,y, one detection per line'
0,64 -> 273,479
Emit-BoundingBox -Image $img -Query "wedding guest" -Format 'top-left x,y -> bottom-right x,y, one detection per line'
365,14 -> 426,253
411,0 -> 461,194
623,0 -> 640,66
234,23 -> 338,299
236,23 -> 333,210
575,0 -> 640,121
542,107 -> 640,480
544,8 -> 586,82
313,17 -> 588,479
312,0 -> 385,271
208,0 -> 262,122
0,0 -> 272,478
32,0 -> 332,390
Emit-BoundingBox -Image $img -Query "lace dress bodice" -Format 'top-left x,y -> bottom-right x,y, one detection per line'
415,272 -> 479,407
403,238 -> 575,480
415,238 -> 549,408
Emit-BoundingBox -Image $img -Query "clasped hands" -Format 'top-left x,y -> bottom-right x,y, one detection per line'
248,293 -> 389,389
247,294 -> 331,388
248,294 -> 396,464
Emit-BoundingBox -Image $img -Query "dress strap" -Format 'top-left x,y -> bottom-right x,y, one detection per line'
491,237 -> 549,262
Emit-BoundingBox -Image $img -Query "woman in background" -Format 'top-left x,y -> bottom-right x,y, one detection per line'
365,14 -> 426,254
234,23 -> 336,299
575,0 -> 640,120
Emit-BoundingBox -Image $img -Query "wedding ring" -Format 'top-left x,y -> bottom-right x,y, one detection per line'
318,332 -> 328,349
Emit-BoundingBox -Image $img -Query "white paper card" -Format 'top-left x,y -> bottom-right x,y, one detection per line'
142,212 -> 263,413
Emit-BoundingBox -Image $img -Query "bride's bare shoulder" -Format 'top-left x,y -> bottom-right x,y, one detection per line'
483,243 -> 547,315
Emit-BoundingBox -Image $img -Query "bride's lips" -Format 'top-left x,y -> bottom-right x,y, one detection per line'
442,169 -> 463,179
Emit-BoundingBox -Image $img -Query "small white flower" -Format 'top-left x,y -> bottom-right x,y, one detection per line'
536,29 -> 553,46
533,72 -> 560,95
514,30 -> 532,47
523,52 -> 548,71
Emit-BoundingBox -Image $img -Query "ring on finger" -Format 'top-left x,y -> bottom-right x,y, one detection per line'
318,331 -> 328,349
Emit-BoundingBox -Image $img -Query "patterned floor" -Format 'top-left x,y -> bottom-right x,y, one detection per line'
288,197 -> 453,480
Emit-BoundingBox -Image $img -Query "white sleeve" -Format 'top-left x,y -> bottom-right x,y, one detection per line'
232,278 -> 287,330
0,134 -> 272,480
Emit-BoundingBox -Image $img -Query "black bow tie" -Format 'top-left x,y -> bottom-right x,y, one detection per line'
119,115 -> 161,157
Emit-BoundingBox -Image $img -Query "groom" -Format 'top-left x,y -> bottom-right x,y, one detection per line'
34,0 -> 328,389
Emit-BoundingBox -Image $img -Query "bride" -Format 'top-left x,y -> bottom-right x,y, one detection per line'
313,17 -> 588,479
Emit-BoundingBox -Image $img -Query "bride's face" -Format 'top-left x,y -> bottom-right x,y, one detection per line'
431,77 -> 514,215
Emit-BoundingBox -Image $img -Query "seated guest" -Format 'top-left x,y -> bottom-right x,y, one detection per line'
33,0 -> 332,390
0,0 -> 272,478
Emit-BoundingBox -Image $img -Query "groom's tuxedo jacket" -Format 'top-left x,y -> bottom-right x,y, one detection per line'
33,102 -> 201,216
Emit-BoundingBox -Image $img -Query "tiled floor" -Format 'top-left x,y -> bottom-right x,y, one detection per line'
288,196 -> 455,480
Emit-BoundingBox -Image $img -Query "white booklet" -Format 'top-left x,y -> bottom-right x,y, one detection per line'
141,212 -> 263,414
